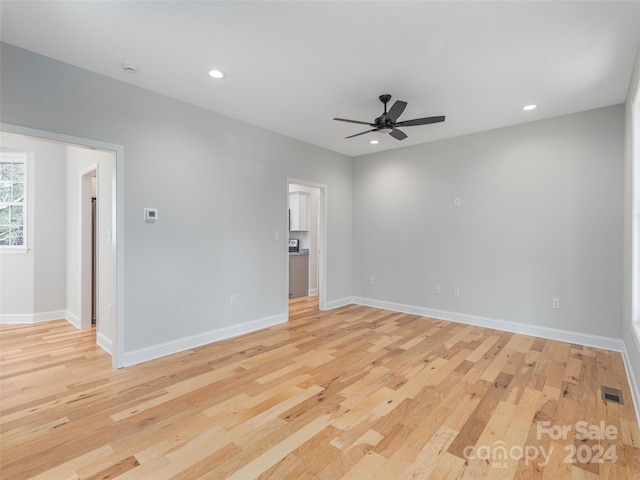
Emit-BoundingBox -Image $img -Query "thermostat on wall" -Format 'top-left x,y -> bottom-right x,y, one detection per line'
144,208 -> 158,221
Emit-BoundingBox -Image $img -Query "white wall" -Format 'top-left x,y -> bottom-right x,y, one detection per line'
0,132 -> 66,322
623,46 -> 640,420
96,149 -> 116,352
353,105 -> 624,340
0,43 -> 353,362
64,147 -> 94,325
65,145 -> 115,351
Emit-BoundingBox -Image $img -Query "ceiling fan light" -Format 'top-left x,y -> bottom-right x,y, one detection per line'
378,127 -> 393,134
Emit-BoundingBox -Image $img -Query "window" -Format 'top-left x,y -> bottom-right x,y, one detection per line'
0,153 -> 27,248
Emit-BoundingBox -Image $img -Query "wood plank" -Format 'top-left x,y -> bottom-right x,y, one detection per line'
1,297 -> 637,480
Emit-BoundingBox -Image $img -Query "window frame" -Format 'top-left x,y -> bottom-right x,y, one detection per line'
0,152 -> 28,254
633,88 -> 640,340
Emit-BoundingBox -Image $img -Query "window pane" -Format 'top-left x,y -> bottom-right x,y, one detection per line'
9,163 -> 24,183
12,182 -> 24,201
0,163 -> 11,181
0,185 -> 9,202
10,206 -> 23,225
10,225 -> 23,245
0,226 -> 9,246
0,205 -> 9,225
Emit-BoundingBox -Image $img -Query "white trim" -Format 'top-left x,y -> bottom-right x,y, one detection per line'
122,313 -> 287,367
324,297 -> 353,310
97,331 -> 113,355
0,247 -> 29,254
622,329 -> 640,427
79,165 -> 98,330
352,296 -> 625,352
0,309 -> 77,326
64,310 -> 81,329
632,81 -> 640,346
308,288 -> 318,296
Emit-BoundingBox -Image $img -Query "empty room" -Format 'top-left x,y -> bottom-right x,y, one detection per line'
1,1 -> 639,479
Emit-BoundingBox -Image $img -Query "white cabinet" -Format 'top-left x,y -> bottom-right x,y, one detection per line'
289,192 -> 309,231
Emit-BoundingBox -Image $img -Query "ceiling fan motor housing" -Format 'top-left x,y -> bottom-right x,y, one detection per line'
375,115 -> 394,133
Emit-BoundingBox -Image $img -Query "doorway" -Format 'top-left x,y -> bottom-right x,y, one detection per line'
287,179 -> 327,313
1,123 -> 122,368
80,166 -> 97,330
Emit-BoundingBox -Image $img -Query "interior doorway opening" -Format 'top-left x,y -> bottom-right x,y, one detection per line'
1,123 -> 122,368
80,166 -> 97,331
287,179 -> 327,314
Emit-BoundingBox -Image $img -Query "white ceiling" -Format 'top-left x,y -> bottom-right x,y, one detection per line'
1,1 -> 639,157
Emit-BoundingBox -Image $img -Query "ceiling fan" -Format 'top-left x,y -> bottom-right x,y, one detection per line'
333,94 -> 445,141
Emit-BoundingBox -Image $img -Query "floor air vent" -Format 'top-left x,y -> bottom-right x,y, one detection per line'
601,386 -> 623,405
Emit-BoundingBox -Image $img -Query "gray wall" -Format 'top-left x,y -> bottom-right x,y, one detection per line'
0,133 -> 67,318
0,43 -> 352,353
353,105 -> 624,339
1,41 -> 630,371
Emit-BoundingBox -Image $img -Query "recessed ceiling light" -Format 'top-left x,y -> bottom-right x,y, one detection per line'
523,104 -> 537,111
370,139 -> 379,145
122,63 -> 138,74
208,69 -> 225,79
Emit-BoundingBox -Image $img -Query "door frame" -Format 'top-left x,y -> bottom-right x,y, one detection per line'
286,178 -> 328,312
80,165 -> 97,330
1,122 -> 124,368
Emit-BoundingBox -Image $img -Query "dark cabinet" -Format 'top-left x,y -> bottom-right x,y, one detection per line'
289,253 -> 309,298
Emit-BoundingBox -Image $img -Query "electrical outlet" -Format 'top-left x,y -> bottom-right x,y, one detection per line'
454,286 -> 460,297
230,295 -> 238,306
435,284 -> 441,294
552,298 -> 560,309
370,277 -> 376,286
454,197 -> 461,207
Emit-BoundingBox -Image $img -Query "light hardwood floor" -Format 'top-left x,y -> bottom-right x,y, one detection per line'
1,297 -> 639,479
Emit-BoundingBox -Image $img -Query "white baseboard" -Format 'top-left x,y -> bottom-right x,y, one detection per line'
308,288 -> 318,296
64,310 -> 81,329
324,297 -> 353,310
122,313 -> 287,367
351,297 -> 625,352
97,331 -> 113,355
622,330 -> 640,428
0,309 -> 68,325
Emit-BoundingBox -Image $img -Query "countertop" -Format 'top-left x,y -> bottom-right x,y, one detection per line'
289,249 -> 309,256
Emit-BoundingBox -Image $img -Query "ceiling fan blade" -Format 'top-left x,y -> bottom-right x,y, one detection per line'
334,118 -> 376,126
396,115 -> 445,127
389,128 -> 407,141
386,101 -> 407,122
346,129 -> 377,139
